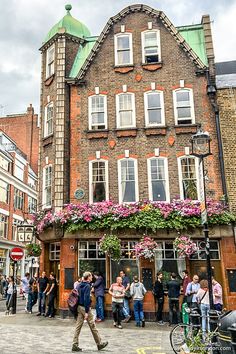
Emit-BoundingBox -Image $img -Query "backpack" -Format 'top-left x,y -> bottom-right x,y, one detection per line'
67,287 -> 80,318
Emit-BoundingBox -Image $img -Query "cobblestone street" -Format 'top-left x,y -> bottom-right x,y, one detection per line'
0,298 -> 173,354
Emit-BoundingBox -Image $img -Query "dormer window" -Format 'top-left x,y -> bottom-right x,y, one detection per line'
114,33 -> 133,66
142,30 -> 161,64
46,44 -> 55,78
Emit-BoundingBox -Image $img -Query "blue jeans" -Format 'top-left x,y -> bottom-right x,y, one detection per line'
38,292 -> 46,314
200,303 -> 210,332
96,296 -> 104,320
133,300 -> 144,325
123,297 -> 130,317
27,291 -> 34,312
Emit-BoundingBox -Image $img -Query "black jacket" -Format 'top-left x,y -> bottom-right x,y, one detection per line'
153,280 -> 164,299
167,279 -> 180,299
78,281 -> 91,313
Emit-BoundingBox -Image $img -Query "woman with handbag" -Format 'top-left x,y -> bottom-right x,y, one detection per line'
196,279 -> 210,336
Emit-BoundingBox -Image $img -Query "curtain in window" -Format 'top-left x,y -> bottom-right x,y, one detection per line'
121,160 -> 136,202
177,258 -> 186,279
117,35 -> 131,64
154,245 -> 163,272
119,94 -> 133,127
92,161 -> 106,202
150,159 -> 166,201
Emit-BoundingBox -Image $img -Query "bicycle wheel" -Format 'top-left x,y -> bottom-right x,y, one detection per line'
170,324 -> 193,354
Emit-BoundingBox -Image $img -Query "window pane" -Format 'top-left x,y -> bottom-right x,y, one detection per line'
148,93 -> 160,108
152,181 -> 166,201
117,50 -> 130,64
120,111 -> 132,126
122,181 -> 135,202
111,259 -> 138,283
92,161 -> 106,202
144,32 -> 157,47
177,91 -> 190,104
177,107 -> 191,119
148,109 -> 162,124
117,36 -> 130,50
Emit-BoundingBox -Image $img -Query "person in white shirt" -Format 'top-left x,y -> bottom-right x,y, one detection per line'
186,275 -> 200,308
196,279 -> 210,334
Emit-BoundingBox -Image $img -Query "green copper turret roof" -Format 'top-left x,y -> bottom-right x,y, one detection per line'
43,4 -> 91,44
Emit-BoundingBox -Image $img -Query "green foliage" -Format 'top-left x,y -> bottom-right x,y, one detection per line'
25,243 -> 42,257
99,234 -> 121,261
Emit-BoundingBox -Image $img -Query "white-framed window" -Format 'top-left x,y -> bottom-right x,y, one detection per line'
14,159 -> 25,181
173,88 -> 195,125
0,180 -> 10,204
89,160 -> 109,203
116,93 -> 136,128
118,158 -> 138,203
178,156 -> 199,200
0,155 -> 10,171
46,44 -> 55,78
28,174 -> 37,190
88,95 -> 107,130
79,241 -> 106,281
142,30 -> 161,64
43,165 -> 52,208
147,157 -> 169,202
44,103 -> 53,137
114,33 -> 133,66
144,91 -> 165,126
49,242 -> 60,261
28,196 -> 37,213
0,214 -> 8,239
190,240 -> 220,260
14,189 -> 24,210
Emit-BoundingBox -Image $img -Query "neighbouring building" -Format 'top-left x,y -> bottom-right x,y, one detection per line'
0,131 -> 38,277
216,60 -> 236,305
37,4 -> 236,317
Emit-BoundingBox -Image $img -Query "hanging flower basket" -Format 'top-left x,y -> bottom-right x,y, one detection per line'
25,243 -> 42,257
135,236 -> 159,261
99,234 -> 121,261
173,235 -> 198,258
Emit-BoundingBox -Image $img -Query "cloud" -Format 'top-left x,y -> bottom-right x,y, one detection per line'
0,0 -> 235,115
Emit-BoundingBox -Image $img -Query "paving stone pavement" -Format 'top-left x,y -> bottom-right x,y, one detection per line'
0,310 -> 174,354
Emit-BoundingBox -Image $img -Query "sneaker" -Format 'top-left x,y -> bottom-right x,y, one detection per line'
113,322 -> 117,327
95,318 -> 102,322
141,319 -> 145,327
97,341 -> 108,351
135,322 -> 141,327
36,312 -> 41,316
123,315 -> 131,323
116,324 -> 123,329
72,343 -> 82,352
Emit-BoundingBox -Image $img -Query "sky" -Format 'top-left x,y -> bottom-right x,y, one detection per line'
0,0 -> 236,116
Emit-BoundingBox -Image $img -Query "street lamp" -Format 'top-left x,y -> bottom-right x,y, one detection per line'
190,128 -> 219,338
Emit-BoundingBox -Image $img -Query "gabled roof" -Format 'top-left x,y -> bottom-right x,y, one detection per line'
73,4 -> 207,80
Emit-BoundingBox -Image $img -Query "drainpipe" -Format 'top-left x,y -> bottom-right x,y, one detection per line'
207,72 -> 228,202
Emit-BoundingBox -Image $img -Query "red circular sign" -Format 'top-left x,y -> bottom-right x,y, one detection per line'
10,247 -> 24,261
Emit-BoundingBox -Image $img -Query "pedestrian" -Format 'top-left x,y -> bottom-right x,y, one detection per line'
74,277 -> 82,290
20,272 -> 30,312
212,277 -> 223,312
0,274 -> 7,299
186,274 -> 200,309
72,271 -> 108,352
36,271 -> 49,316
196,279 -> 210,336
45,272 -> 57,318
5,276 -> 14,314
92,272 -> 105,322
109,276 -> 125,329
119,270 -> 131,322
182,270 -> 191,305
167,273 -> 181,326
153,272 -> 165,325
130,275 -> 147,327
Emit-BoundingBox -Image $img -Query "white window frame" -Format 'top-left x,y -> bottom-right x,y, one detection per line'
147,157 -> 170,202
116,92 -> 136,129
89,159 -> 109,204
14,158 -> 25,181
42,165 -> 52,209
144,90 -> 165,126
114,33 -> 133,66
88,95 -> 108,130
44,102 -> 53,137
46,44 -> 55,78
141,29 -> 161,64
173,88 -> 195,125
49,242 -> 60,261
177,156 -> 200,200
118,158 -> 139,204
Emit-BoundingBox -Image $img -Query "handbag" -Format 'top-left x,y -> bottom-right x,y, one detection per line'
124,290 -> 132,299
186,283 -> 193,305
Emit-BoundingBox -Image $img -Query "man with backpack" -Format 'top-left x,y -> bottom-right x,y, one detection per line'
72,271 -> 108,352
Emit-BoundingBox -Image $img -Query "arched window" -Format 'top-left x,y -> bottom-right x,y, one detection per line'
114,33 -> 133,66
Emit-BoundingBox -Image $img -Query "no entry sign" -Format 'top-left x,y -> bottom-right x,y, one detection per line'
10,247 -> 24,261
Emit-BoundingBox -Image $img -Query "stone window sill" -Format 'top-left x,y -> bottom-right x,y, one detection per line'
144,126 -> 167,136
142,62 -> 163,71
86,130 -> 109,139
114,65 -> 134,74
115,128 -> 137,137
42,135 -> 53,146
174,124 -> 198,135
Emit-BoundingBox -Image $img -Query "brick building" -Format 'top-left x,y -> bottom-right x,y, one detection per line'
216,60 -> 236,305
0,104 -> 39,174
0,131 -> 38,277
38,4 -> 236,316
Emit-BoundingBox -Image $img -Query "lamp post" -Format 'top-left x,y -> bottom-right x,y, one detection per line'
190,129 -> 219,344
